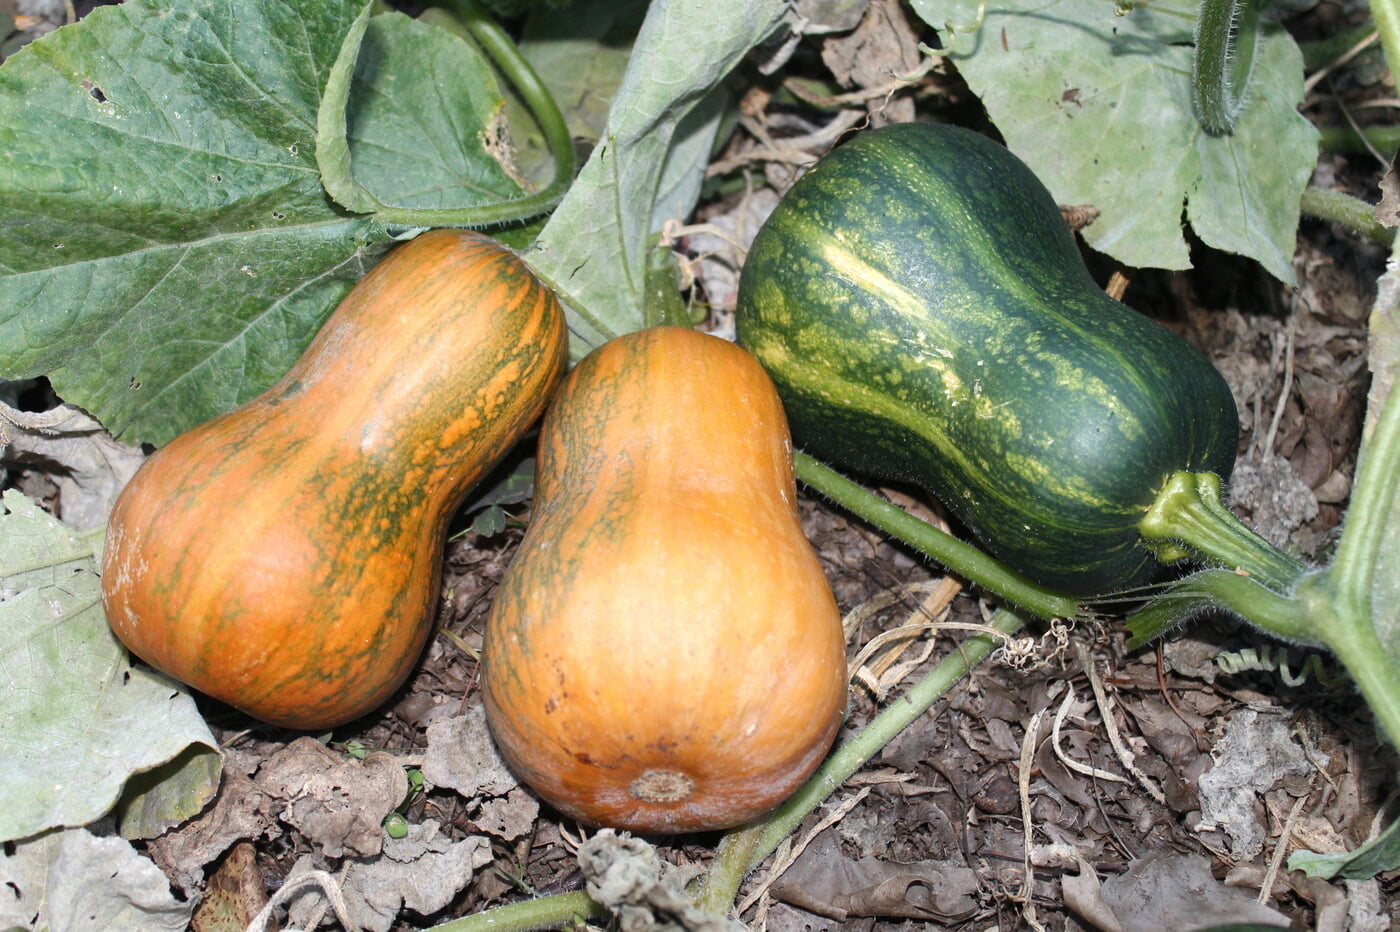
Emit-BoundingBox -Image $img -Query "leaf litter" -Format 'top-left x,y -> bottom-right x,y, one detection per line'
2,0 -> 1399,929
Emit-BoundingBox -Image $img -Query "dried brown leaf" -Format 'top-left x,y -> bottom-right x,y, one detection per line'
770,831 -> 978,921
190,842 -> 268,932
256,738 -> 407,859
146,769 -> 275,896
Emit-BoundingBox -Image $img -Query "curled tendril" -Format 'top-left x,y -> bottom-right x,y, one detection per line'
1216,643 -> 1348,687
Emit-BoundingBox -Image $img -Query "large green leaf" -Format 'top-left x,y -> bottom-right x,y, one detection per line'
0,490 -> 219,844
0,0 -> 517,446
525,0 -> 788,357
911,0 -> 1317,282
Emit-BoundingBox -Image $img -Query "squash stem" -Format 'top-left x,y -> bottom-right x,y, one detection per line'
1139,471 -> 1311,593
423,890 -> 605,931
695,607 -> 1027,914
1191,0 -> 1260,135
793,453 -> 1080,622
1370,0 -> 1400,97
1301,185 -> 1396,248
1125,567 -> 1321,648
1327,348 -> 1400,637
1295,573 -> 1400,748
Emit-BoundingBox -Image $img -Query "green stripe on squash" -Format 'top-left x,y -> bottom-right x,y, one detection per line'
737,122 -> 1239,596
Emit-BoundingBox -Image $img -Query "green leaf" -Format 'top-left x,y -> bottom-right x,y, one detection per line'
0,0 -> 522,446
1289,810 -> 1400,879
911,0 -> 1317,283
318,2 -> 381,213
526,0 -> 788,357
112,744 -> 224,841
0,490 -> 219,844
319,6 -> 524,214
508,0 -> 650,184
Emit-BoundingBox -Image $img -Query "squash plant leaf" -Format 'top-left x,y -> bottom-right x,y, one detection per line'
525,0 -> 789,358
0,490 -> 219,844
319,6 -> 524,214
0,0 -> 518,447
1289,807 -> 1400,879
911,0 -> 1317,283
505,0 -> 651,186
0,827 -> 197,931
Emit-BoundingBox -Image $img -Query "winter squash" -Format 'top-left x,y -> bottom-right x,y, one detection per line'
483,326 -> 848,834
102,229 -> 567,729
737,122 -> 1240,595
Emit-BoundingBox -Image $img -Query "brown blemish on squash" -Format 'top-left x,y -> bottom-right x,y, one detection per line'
629,769 -> 695,804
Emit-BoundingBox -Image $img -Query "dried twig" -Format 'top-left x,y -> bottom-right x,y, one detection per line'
1051,687 -> 1130,784
246,867 -> 357,932
1260,792 -> 1310,904
1078,645 -> 1167,805
1018,708 -> 1049,932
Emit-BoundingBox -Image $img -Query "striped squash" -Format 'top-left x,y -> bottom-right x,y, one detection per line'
736,122 -> 1239,595
102,229 -> 567,729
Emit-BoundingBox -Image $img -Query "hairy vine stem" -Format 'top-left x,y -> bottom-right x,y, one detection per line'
1191,0 -> 1261,135
793,453 -> 1080,622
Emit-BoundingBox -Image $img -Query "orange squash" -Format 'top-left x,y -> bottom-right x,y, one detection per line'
483,326 -> 848,834
102,229 -> 567,729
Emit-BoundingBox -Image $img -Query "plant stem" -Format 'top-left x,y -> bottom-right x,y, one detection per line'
1139,471 -> 1311,593
1301,186 -> 1395,248
1296,572 -> 1400,748
1327,334 -> 1400,625
1191,0 -> 1260,135
426,891 -> 605,931
1297,24 -> 1378,70
1370,0 -> 1400,93
793,453 -> 1080,622
695,608 -> 1027,913
1316,123 -> 1400,155
1124,567 -> 1321,649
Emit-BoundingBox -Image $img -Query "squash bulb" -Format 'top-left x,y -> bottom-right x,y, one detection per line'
102,230 -> 567,729
483,326 -> 848,834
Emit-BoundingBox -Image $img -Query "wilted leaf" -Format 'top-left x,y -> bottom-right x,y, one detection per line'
1195,708 -> 1318,860
0,399 -> 145,529
421,706 -> 521,799
255,737 -> 408,859
0,489 -> 218,843
472,786 -> 540,841
146,768 -> 277,897
1099,852 -> 1290,930
579,830 -> 739,931
285,821 -> 491,932
0,827 -> 195,932
190,842 -> 269,932
911,0 -> 1317,282
770,830 -> 979,921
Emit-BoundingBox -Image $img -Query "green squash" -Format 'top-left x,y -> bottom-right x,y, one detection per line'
736,122 -> 1239,596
